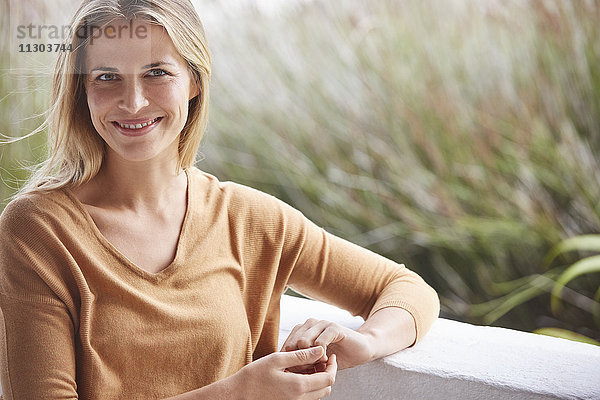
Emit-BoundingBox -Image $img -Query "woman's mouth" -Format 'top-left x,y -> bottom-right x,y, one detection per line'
112,117 -> 163,136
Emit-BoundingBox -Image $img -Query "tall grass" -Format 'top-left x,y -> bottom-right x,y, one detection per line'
200,0 -> 600,338
0,0 -> 76,204
1,0 -> 599,338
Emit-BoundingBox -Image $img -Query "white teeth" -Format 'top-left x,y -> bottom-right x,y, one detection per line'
117,118 -> 159,130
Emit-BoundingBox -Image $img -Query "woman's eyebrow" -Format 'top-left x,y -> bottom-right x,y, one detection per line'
90,66 -> 118,73
89,62 -> 175,73
141,61 -> 176,69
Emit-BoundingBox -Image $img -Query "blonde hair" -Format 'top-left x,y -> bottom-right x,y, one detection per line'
19,0 -> 211,195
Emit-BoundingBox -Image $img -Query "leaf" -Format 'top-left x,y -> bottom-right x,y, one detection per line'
551,255 -> 600,313
594,286 -> 600,329
544,235 -> 600,267
534,328 -> 600,346
483,284 -> 547,324
472,275 -> 554,324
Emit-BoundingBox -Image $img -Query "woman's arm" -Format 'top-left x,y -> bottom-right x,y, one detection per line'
0,199 -> 79,399
281,306 -> 416,370
167,306 -> 416,399
0,295 -> 78,399
357,306 -> 417,359
275,201 -> 439,369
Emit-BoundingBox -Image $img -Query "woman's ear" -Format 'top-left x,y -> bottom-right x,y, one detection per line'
189,75 -> 200,101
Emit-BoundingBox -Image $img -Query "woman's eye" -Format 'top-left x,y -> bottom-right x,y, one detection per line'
148,69 -> 168,77
97,73 -> 116,81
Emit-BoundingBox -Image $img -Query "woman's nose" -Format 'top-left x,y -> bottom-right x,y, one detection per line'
118,77 -> 149,113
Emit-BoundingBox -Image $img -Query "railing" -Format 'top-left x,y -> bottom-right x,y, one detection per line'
279,295 -> 600,400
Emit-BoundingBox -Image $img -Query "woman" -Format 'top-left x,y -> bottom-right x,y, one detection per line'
0,0 -> 439,398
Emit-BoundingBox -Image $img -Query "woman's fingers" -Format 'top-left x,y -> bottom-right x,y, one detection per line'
282,321 -> 332,370
285,325 -> 345,373
314,326 -> 346,349
234,348 -> 337,399
280,318 -> 378,371
298,354 -> 338,397
272,346 -> 325,369
281,318 -> 376,371
276,350 -> 337,399
282,319 -> 328,350
281,319 -> 347,366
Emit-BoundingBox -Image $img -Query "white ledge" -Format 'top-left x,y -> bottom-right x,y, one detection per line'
279,295 -> 600,400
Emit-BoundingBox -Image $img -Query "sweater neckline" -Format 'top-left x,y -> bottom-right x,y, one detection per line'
62,168 -> 193,282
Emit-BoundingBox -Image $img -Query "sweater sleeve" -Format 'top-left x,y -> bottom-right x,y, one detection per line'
283,206 -> 440,343
0,197 -> 78,399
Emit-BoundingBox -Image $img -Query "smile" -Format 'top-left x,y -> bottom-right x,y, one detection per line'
114,117 -> 162,130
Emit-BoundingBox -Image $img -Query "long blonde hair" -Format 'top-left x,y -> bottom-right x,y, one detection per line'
18,0 -> 211,195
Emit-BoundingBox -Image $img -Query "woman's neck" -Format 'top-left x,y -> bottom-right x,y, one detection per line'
78,151 -> 188,214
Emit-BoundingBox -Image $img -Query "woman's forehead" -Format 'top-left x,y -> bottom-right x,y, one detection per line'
84,20 -> 183,70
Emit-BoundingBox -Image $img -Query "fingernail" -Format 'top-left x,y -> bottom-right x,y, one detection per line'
311,346 -> 323,356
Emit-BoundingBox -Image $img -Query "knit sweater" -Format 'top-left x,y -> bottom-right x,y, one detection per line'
0,167 -> 439,399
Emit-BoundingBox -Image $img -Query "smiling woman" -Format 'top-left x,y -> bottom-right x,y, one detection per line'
84,21 -> 199,163
0,0 -> 439,399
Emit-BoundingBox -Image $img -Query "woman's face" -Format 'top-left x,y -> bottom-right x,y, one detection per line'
84,19 -> 198,164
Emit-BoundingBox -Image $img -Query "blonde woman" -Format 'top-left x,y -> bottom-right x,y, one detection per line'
0,0 -> 439,398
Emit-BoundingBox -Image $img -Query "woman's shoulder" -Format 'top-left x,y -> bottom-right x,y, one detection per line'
188,167 -> 310,231
0,188 -> 74,233
189,167 -> 293,211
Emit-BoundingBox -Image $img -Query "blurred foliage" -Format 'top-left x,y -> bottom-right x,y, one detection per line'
534,327 -> 600,346
0,0 -> 63,205
1,0 -> 599,340
548,235 -> 600,322
200,0 -> 600,339
472,234 -> 600,343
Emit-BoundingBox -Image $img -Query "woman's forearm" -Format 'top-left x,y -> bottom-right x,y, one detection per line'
356,306 -> 417,361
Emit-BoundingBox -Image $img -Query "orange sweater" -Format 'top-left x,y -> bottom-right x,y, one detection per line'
0,167 -> 439,399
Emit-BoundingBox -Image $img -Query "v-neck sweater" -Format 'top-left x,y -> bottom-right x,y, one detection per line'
0,167 -> 439,399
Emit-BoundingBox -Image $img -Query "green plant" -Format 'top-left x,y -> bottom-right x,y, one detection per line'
471,234 -> 600,344
534,327 -> 600,346
548,235 -> 600,328
200,0 -> 600,337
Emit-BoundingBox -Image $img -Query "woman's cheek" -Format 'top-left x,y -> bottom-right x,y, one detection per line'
86,87 -> 112,116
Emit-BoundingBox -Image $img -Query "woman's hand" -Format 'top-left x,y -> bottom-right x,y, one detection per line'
232,346 -> 337,400
281,307 -> 417,373
280,319 -> 375,370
